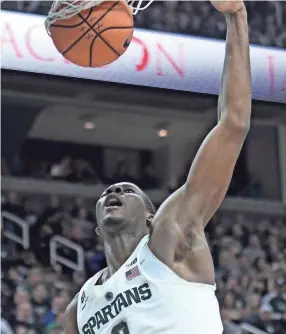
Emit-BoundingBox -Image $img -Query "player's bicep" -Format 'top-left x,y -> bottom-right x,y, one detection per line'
178,118 -> 248,228
65,294 -> 79,334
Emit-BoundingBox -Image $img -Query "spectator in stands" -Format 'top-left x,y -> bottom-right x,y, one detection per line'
2,192 -> 26,218
7,288 -> 32,320
45,312 -> 65,334
31,283 -> 50,320
263,279 -> 286,318
15,324 -> 36,334
230,222 -> 248,248
14,289 -> 31,305
244,234 -> 265,263
246,304 -> 276,333
50,157 -> 72,181
11,302 -> 40,332
8,267 -> 23,287
50,157 -> 98,184
42,295 -> 68,330
244,293 -> 262,319
23,267 -> 43,293
221,291 -> 244,323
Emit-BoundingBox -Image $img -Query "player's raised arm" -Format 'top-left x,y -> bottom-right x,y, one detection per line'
215,1 -> 251,124
151,1 -> 251,247
178,1 -> 251,228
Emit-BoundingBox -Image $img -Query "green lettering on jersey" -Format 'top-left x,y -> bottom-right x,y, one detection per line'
115,293 -> 129,313
82,323 -> 91,334
81,283 -> 152,332
101,304 -> 116,322
95,310 -> 108,329
138,283 -> 152,301
124,287 -> 141,305
87,316 -> 96,334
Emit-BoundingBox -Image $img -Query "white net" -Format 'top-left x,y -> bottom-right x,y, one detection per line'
45,0 -> 154,35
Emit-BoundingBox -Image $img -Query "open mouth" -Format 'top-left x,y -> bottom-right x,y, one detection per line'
104,194 -> 123,208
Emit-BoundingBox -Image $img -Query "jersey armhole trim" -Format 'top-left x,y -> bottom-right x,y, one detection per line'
143,239 -> 216,291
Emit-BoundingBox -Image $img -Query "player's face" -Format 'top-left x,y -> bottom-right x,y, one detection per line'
96,182 -> 147,233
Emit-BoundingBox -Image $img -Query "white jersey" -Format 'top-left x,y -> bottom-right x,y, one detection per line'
77,235 -> 223,334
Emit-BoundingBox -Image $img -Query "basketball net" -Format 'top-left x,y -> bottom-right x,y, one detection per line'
45,0 -> 154,35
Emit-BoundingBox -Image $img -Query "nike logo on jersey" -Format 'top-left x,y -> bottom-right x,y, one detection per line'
81,291 -> 89,311
81,283 -> 152,333
126,257 -> 137,267
126,258 -> 145,267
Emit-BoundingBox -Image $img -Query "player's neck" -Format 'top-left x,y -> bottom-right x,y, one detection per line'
103,230 -> 147,277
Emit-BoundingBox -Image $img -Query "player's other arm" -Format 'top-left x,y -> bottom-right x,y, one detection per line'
151,1 -> 251,251
64,294 -> 79,334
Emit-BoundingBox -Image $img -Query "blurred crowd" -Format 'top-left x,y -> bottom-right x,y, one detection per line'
1,190 -> 286,334
211,214 -> 286,333
1,192 -> 105,334
136,1 -> 286,48
2,155 -> 161,190
2,0 -> 286,48
48,156 -> 160,190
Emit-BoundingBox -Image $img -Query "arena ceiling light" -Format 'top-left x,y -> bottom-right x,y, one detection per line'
84,121 -> 95,130
156,124 -> 169,138
157,129 -> 168,138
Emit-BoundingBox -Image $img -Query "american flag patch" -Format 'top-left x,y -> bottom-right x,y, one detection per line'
126,265 -> 140,280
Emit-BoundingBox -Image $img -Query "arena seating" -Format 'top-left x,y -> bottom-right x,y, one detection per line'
1,188 -> 285,334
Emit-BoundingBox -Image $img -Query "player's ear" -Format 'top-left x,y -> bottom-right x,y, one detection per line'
146,214 -> 154,228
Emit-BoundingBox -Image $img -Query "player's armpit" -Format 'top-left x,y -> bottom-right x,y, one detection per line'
64,294 -> 79,334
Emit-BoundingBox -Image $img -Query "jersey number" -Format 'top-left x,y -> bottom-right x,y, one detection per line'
111,321 -> 130,334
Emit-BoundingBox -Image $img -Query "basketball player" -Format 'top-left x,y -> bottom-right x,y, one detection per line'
65,1 -> 251,333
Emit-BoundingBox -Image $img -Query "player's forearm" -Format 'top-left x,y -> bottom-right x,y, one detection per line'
218,8 -> 251,130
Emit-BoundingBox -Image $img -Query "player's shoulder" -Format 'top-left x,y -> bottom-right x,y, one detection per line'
66,293 -> 79,316
64,294 -> 79,333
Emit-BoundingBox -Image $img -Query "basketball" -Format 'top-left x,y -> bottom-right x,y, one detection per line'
49,0 -> 134,68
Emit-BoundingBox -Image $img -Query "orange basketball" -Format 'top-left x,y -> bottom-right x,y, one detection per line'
49,0 -> 134,68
